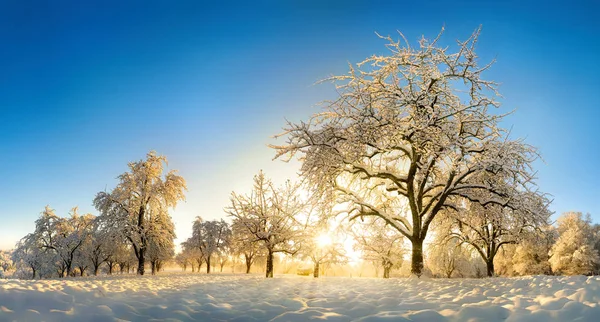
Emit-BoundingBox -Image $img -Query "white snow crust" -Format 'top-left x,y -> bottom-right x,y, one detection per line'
1,273 -> 600,321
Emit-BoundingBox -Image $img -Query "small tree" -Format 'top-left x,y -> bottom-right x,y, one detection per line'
352,218 -> 404,278
186,218 -> 231,273
32,206 -> 94,277
512,228 -> 554,276
231,218 -> 263,274
445,187 -> 551,277
549,212 -> 599,275
227,171 -> 307,278
427,218 -> 473,278
302,230 -> 347,278
94,151 -> 186,275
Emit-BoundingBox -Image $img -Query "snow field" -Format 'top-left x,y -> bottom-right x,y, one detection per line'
0,273 -> 599,321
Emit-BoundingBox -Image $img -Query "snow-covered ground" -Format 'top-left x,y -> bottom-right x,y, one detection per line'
1,273 -> 599,322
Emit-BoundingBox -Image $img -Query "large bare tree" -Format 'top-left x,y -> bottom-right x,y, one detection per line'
272,27 -> 539,276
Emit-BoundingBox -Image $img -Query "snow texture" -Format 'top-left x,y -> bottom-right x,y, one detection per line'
1,273 -> 600,321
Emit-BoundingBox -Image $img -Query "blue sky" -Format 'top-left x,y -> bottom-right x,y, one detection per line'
1,0 -> 599,249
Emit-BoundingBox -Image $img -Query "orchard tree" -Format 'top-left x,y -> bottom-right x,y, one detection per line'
186,218 -> 231,273
94,151 -> 186,275
32,206 -> 95,277
512,229 -> 553,276
82,221 -> 115,276
0,250 -> 13,273
427,217 -> 473,278
352,218 -> 404,278
272,27 -> 540,276
549,212 -> 599,275
231,218 -> 263,273
302,229 -> 347,278
227,171 -> 308,278
12,233 -> 56,279
446,188 -> 551,277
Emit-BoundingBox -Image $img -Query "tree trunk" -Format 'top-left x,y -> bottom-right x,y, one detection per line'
486,259 -> 495,277
151,260 -> 157,275
137,204 -> 147,276
137,247 -> 146,275
313,261 -> 320,278
94,265 -> 100,276
206,256 -> 211,274
245,254 -> 252,274
383,265 -> 391,279
411,238 -> 425,277
266,249 -> 274,278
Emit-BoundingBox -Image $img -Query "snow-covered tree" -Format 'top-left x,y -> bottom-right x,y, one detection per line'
147,235 -> 174,275
29,206 -> 95,277
352,218 -> 404,278
226,171 -> 308,278
80,220 -> 115,276
446,189 -> 551,277
301,227 -> 347,278
549,212 -> 599,275
0,250 -> 14,274
175,249 -> 193,271
231,218 -> 263,273
94,151 -> 186,275
271,27 -> 540,276
185,218 -> 230,273
511,227 -> 554,276
427,217 -> 473,278
12,233 -> 56,279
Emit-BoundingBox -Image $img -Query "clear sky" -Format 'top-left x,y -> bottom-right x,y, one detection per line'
1,0 -> 599,250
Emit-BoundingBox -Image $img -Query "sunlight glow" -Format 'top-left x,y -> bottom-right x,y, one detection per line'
316,234 -> 332,248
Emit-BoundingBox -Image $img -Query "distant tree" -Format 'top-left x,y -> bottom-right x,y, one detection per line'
147,207 -> 176,275
227,171 -> 308,278
445,187 -> 551,277
186,218 -> 231,273
94,151 -> 186,275
427,218 -> 473,278
512,228 -> 554,276
31,206 -> 94,277
302,229 -> 347,278
549,212 -> 600,275
81,221 -> 114,276
0,250 -> 13,273
271,27 -> 541,277
231,218 -> 263,274
352,218 -> 404,278
175,250 -> 193,271
147,235 -> 174,275
12,233 -> 55,279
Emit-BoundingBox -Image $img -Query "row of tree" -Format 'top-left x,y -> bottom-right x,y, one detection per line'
10,151 -> 185,278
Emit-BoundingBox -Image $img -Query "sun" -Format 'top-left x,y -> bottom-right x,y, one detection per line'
316,234 -> 332,248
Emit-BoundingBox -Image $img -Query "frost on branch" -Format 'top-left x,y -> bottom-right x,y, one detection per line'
271,27 -> 542,276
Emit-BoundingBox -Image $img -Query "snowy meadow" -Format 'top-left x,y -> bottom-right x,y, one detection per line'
1,273 -> 600,322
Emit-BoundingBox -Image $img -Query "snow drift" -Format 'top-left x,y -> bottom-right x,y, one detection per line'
0,273 -> 599,321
